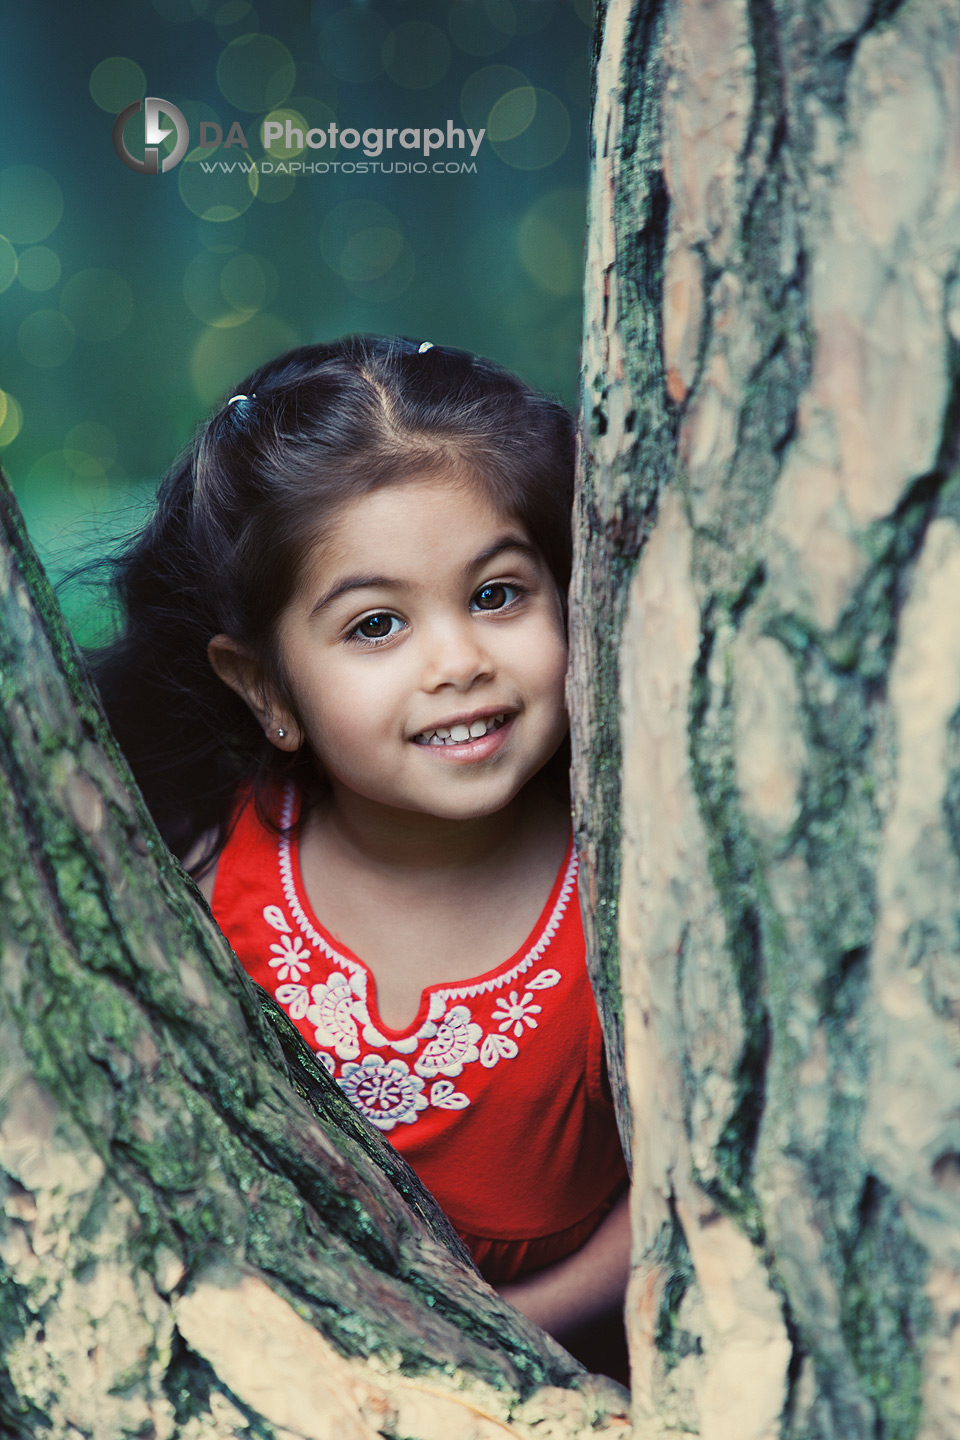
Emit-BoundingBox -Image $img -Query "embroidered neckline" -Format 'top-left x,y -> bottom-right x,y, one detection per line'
276,782 -> 578,1019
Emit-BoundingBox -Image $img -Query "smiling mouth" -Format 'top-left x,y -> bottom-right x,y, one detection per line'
413,713 -> 510,746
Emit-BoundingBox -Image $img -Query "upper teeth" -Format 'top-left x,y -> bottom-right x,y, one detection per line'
416,715 -> 507,745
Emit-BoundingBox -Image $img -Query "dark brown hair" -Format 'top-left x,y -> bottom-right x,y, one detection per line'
90,334 -> 575,872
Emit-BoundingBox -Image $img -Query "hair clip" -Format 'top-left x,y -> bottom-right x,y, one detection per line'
227,391 -> 256,407
417,341 -> 434,353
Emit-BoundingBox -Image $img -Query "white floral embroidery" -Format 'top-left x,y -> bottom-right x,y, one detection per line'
479,1033 -> 519,1068
430,1079 -> 469,1109
269,933 -> 311,982
267,792 -> 573,1126
263,904 -> 292,934
305,971 -> 363,1060
339,1055 -> 428,1131
275,981 -> 310,1020
491,989 -> 542,1038
415,1005 -> 483,1079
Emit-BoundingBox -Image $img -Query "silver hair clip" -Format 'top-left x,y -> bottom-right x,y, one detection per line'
417,341 -> 434,353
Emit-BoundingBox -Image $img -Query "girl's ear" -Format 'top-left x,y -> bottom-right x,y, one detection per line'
206,635 -> 301,751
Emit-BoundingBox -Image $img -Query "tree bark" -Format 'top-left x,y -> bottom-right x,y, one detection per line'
574,0 -> 960,1436
0,469 -> 629,1436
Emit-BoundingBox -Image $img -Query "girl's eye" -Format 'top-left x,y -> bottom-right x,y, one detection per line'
471,582 -> 520,612
350,612 -> 403,643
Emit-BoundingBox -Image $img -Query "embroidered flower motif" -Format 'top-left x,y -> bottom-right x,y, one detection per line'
275,982 -> 310,1020
480,1032 -> 518,1068
339,1055 -> 428,1131
491,989 -> 542,1038
305,971 -> 362,1060
429,1079 -> 469,1110
414,1004 -> 483,1079
316,1052 -> 336,1077
268,933 -> 312,982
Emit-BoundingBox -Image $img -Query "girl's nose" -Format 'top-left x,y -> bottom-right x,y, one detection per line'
422,618 -> 495,691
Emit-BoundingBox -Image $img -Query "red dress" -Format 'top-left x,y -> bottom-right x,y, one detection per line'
212,785 -> 628,1283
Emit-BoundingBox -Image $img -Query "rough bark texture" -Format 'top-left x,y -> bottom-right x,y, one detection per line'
0,467 -> 630,1437
574,0 -> 960,1436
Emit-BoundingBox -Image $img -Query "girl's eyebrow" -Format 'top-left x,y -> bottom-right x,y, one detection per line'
311,534 -> 538,615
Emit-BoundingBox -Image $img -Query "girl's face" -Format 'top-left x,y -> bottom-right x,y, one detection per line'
271,474 -> 568,823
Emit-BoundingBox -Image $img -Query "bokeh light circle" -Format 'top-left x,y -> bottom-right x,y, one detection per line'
253,165 -> 296,204
343,237 -> 415,303
183,248 -> 280,327
447,0 -> 516,56
573,0 -> 594,26
221,251 -> 278,311
517,187 -> 586,296
459,66 -> 529,132
488,88 -> 570,168
89,57 -> 147,112
200,216 -> 246,249
318,8 -> 390,83
179,146 -> 258,221
260,107 -> 309,159
217,33 -> 295,111
318,199 -> 400,271
487,86 -> 536,142
0,235 -> 17,293
60,269 -> 134,341
318,201 -> 412,303
65,421 -> 118,469
0,166 -> 63,245
18,310 -> 76,368
16,246 -> 61,292
60,447 -> 109,481
0,390 -> 23,447
172,97 -> 224,139
340,228 -> 405,284
190,312 -> 298,407
382,22 -> 451,90
185,250 -> 239,325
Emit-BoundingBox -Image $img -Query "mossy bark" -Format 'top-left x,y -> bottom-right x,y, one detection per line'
0,467 -> 630,1437
574,0 -> 960,1435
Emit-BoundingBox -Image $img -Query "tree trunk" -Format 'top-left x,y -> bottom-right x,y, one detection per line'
0,468 -> 629,1436
574,0 -> 960,1436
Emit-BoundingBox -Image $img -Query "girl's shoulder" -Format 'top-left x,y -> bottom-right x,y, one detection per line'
181,777 -> 279,905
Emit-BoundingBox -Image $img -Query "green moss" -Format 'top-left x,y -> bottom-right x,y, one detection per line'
0,1267 -> 51,1437
654,1204 -> 700,1372
840,1178 -> 929,1438
687,607 -> 772,1228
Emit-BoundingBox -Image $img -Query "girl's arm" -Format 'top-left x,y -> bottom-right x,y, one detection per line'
496,1191 -> 631,1344
181,834 -> 219,905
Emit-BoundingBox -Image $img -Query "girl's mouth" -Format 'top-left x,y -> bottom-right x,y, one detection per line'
412,712 -> 510,747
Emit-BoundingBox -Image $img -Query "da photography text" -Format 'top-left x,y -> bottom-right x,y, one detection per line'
113,98 -> 485,175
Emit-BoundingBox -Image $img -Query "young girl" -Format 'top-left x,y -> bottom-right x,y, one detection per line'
92,334 -> 630,1366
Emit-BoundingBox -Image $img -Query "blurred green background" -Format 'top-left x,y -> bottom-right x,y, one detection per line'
0,0 -> 593,642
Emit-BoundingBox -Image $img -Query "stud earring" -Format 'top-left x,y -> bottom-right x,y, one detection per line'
277,727 -> 287,739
